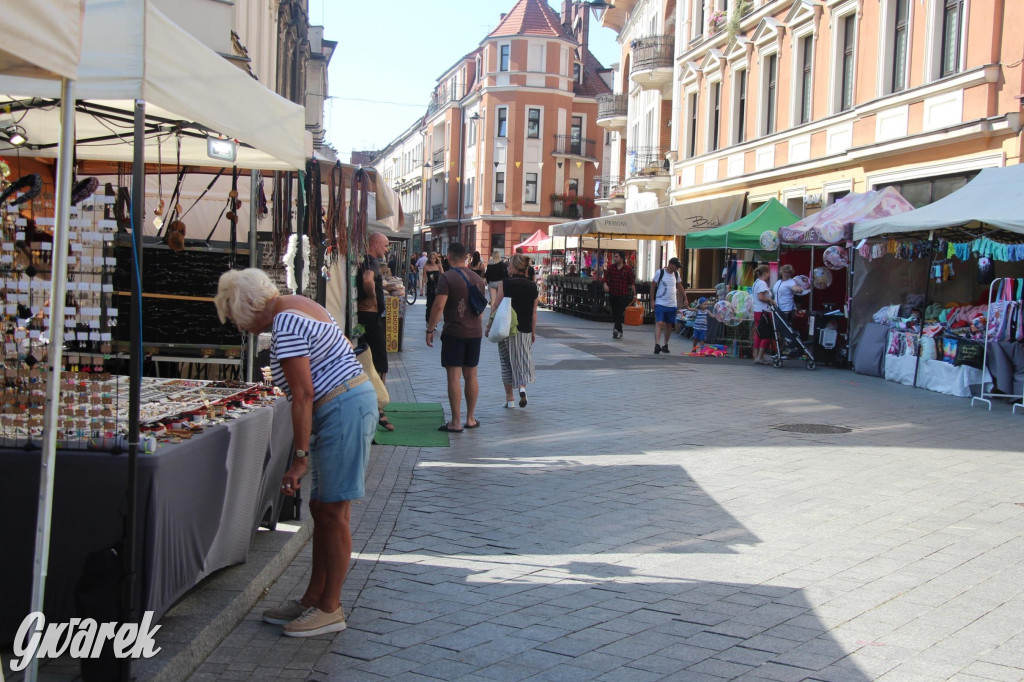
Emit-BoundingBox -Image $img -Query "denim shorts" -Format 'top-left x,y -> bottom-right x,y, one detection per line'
309,380 -> 377,502
654,305 -> 677,325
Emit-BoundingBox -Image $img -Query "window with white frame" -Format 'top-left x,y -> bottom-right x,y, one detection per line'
693,0 -> 704,39
707,79 -> 722,152
884,0 -> 917,93
833,12 -> 857,112
527,108 -> 541,138
733,68 -> 748,144
797,34 -> 813,124
687,90 -> 699,158
761,52 -> 778,135
496,107 -> 508,138
499,43 -> 510,72
494,171 -> 505,203
524,173 -> 538,204
527,42 -> 545,72
465,177 -> 474,207
468,115 -> 477,147
939,0 -> 964,78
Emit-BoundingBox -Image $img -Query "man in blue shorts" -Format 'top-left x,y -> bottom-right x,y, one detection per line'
652,257 -> 687,354
425,242 -> 485,432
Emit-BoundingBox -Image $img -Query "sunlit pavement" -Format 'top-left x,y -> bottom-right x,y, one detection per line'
192,302 -> 1024,682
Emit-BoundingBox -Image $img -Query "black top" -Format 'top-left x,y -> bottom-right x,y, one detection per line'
484,261 -> 508,283
502,276 -> 539,333
357,255 -> 385,313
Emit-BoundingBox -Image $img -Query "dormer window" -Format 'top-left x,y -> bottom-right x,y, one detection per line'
573,62 -> 582,83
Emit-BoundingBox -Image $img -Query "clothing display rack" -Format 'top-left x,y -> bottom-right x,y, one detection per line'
970,277 -> 1024,413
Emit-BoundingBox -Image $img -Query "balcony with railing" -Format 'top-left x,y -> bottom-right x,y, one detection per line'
430,148 -> 445,173
426,88 -> 461,117
626,147 -> 671,192
550,193 -> 596,219
551,135 -> 597,160
594,175 -> 626,210
430,204 -> 445,222
596,94 -> 628,130
630,35 -> 674,92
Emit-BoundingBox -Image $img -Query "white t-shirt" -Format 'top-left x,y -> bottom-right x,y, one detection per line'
773,278 -> 799,312
415,255 -> 428,270
653,268 -> 680,308
752,278 -> 771,313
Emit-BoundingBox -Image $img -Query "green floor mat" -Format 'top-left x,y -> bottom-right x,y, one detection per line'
373,402 -> 450,447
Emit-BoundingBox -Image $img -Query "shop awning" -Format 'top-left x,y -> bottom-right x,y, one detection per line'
0,0 -> 307,170
0,0 -> 83,81
538,235 -> 638,252
687,198 -> 799,250
853,165 -> 1024,239
782,187 -> 915,245
551,193 -> 746,239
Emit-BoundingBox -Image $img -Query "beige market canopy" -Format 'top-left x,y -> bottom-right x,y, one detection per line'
0,0 -> 83,81
538,235 -> 638,251
551,193 -> 746,239
0,0 -> 307,170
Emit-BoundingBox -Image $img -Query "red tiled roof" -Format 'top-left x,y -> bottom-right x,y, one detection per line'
576,47 -> 612,97
488,0 -> 575,40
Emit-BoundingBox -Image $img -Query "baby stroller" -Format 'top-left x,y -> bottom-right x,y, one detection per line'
766,304 -> 816,370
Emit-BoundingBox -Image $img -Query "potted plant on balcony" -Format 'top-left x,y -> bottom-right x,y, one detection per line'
708,9 -> 726,34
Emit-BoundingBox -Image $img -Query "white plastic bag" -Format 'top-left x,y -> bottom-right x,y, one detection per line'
488,298 -> 512,343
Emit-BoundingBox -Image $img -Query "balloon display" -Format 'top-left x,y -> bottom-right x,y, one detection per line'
759,230 -> 779,251
812,267 -> 833,289
823,245 -> 848,270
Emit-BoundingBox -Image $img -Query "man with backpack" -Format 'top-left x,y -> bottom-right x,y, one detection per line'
652,257 -> 687,355
426,242 -> 487,432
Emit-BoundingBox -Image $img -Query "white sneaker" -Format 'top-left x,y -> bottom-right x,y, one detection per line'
504,400 -> 515,408
282,606 -> 347,638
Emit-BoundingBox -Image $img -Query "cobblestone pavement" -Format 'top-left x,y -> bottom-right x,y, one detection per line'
191,302 -> 1024,682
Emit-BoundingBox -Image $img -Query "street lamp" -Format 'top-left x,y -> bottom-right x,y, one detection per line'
587,0 -> 612,22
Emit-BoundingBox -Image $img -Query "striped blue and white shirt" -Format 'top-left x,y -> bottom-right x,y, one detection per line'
270,312 -> 362,402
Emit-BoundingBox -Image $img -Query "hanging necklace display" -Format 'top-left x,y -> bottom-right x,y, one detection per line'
153,135 -> 165,231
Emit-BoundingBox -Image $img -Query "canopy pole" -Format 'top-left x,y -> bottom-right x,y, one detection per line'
121,100 -> 147,682
809,246 -> 815,315
247,169 -> 259,383
27,77 -> 75,682
911,231 -> 936,388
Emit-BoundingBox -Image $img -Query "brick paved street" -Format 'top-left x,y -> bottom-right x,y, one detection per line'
192,302 -> 1024,682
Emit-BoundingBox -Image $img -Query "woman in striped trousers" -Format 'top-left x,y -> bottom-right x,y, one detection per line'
488,253 -> 539,408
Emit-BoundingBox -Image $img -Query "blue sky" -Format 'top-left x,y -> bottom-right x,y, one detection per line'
313,0 -> 621,161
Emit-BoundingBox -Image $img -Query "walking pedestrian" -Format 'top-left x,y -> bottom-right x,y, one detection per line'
652,257 -> 687,354
602,250 -> 635,339
415,251 -> 428,295
752,265 -> 774,365
484,249 -> 508,302
426,242 -> 486,432
423,252 -> 443,322
214,269 -> 376,638
486,253 -> 538,408
357,231 -> 394,431
469,250 -> 486,279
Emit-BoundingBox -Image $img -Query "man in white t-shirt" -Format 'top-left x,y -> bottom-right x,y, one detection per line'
415,251 -> 428,294
651,257 -> 687,355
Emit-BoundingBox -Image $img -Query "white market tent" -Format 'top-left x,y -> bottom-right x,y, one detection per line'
538,235 -> 638,252
853,164 -> 1024,239
0,0 -> 83,81
551,194 -> 746,239
0,0 -> 307,170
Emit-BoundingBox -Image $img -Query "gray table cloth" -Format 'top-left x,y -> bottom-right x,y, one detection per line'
0,398 -> 292,643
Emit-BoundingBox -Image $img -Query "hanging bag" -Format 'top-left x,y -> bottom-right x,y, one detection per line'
487,298 -> 514,343
452,268 -> 487,315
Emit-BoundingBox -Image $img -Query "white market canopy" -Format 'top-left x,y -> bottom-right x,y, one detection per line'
853,164 -> 1024,239
538,235 -> 638,252
551,194 -> 746,239
0,0 -> 307,170
0,0 -> 83,81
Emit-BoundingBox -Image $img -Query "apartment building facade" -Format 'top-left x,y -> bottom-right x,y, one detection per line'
375,0 -> 613,256
597,0 -> 1023,285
